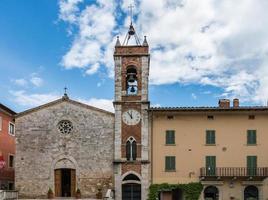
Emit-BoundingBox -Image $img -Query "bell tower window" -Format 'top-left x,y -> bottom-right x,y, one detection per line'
126,67 -> 138,95
126,137 -> 137,161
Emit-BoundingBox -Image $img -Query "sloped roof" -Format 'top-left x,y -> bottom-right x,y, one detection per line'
16,96 -> 114,118
0,103 -> 16,115
149,106 -> 268,112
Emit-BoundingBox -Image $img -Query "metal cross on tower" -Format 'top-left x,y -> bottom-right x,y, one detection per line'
128,4 -> 134,24
123,3 -> 141,45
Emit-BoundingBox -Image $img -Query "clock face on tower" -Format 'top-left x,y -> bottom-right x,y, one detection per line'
122,109 -> 141,125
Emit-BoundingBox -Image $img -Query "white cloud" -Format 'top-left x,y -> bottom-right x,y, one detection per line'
85,63 -> 100,75
59,0 -> 116,75
59,0 -> 268,104
58,0 -> 83,24
10,90 -> 60,107
78,98 -> 114,112
13,79 -> 28,87
9,89 -> 114,113
30,77 -> 43,87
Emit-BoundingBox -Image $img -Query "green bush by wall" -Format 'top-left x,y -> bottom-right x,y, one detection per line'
148,182 -> 203,200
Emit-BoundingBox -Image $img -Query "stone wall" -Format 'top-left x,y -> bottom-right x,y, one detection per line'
15,100 -> 114,198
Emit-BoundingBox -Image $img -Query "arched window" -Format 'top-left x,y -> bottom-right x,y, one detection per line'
126,137 -> 137,161
126,67 -> 138,95
204,186 -> 219,200
244,185 -> 258,200
122,173 -> 141,200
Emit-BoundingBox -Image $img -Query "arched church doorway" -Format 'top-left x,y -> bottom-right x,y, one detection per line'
122,173 -> 141,200
204,186 -> 219,200
244,185 -> 259,200
54,168 -> 76,197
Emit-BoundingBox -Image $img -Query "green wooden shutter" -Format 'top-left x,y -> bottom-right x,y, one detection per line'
206,130 -> 215,144
165,156 -> 176,171
247,156 -> 257,176
206,156 -> 216,176
247,130 -> 256,145
166,130 -> 175,145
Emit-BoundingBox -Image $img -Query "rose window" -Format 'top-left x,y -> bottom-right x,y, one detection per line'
58,120 -> 73,134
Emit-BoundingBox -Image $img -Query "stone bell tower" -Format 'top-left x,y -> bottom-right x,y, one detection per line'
113,21 -> 150,200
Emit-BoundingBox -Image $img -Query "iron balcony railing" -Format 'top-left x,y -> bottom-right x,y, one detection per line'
200,167 -> 268,177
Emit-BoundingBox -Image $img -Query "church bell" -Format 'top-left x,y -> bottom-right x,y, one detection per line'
127,73 -> 136,83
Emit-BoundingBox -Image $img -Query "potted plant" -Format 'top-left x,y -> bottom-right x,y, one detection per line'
96,183 -> 102,199
75,188 -> 81,199
47,188 -> 54,199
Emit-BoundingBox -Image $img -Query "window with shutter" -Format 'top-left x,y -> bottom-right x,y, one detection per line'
206,156 -> 216,176
166,130 -> 175,145
247,156 -> 257,176
247,130 -> 256,145
165,156 -> 176,171
206,130 -> 215,145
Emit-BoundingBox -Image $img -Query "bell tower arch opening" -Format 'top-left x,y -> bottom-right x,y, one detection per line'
126,67 -> 138,95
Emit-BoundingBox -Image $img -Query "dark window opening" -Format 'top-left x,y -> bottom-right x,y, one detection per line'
249,115 -> 255,120
167,115 -> 174,119
207,115 -> 214,120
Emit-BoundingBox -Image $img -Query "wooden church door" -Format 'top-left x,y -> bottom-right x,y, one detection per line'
70,169 -> 76,197
55,169 -> 61,197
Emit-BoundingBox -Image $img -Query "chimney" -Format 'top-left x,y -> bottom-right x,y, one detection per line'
233,98 -> 239,108
218,99 -> 230,108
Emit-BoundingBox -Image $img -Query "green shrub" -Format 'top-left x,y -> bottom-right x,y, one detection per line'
148,182 -> 203,200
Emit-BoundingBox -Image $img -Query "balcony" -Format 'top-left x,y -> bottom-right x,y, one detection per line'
200,167 -> 268,181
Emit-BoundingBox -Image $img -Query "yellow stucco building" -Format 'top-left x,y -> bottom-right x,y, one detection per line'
150,99 -> 268,200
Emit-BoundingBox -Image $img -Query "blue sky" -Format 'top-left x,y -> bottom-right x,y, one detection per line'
1,0 -> 268,112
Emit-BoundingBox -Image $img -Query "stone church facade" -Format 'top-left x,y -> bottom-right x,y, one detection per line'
15,97 -> 114,198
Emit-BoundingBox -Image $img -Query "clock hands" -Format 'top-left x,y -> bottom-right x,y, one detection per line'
127,111 -> 133,119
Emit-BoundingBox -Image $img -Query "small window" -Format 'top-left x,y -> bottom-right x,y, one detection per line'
207,115 -> 214,120
9,123 -> 15,135
58,120 -> 73,135
165,156 -> 176,171
9,155 -> 14,168
247,130 -> 256,145
206,130 -> 216,145
167,115 -> 174,119
249,115 -> 255,120
166,130 -> 175,145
